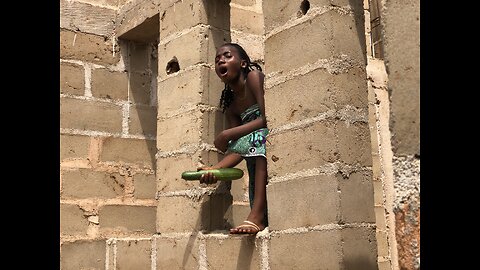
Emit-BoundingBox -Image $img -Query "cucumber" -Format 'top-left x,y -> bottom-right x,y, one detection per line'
181,168 -> 244,181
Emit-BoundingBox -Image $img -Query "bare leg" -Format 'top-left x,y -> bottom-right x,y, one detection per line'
230,156 -> 267,234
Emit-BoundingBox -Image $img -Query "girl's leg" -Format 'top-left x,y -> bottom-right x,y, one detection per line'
231,156 -> 268,233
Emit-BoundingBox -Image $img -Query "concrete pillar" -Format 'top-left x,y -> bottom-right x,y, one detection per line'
263,0 -> 378,268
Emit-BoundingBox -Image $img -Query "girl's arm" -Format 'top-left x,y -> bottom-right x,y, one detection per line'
215,70 -> 267,151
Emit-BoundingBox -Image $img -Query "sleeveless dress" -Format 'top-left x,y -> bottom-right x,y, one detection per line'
227,103 -> 269,227
227,104 -> 269,158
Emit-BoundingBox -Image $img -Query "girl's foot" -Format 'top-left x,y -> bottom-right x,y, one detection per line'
230,220 -> 264,234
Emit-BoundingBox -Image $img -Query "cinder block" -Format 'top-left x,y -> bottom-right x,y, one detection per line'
155,236 -> 199,270
263,0 -> 330,33
116,239 -> 152,269
374,206 -> 387,231
115,0 -> 160,40
130,70 -> 152,105
205,236 -> 262,270
333,66 -> 369,108
156,195 -> 210,233
265,68 -> 335,128
264,13 -> 332,74
342,227 -> 378,270
337,122 -> 373,166
60,203 -> 89,235
60,0 -> 116,36
60,97 -> 123,133
267,121 -> 337,177
267,175 -> 340,231
230,32 -> 264,62
230,161 -> 249,202
375,230 -> 389,257
129,104 -> 157,137
378,260 -> 392,270
232,0 -> 256,6
373,180 -> 384,206
60,134 -> 90,160
60,240 -> 106,270
156,154 -> 200,193
100,137 -> 157,168
61,169 -> 125,199
159,25 -> 230,79
129,42 -> 151,72
160,0 -> 230,38
269,230 -> 342,270
99,205 -> 157,233
157,66 -> 224,112
60,29 -> 120,66
226,203 -> 251,228
231,6 -> 263,35
338,171 -> 376,223
91,68 -> 128,100
209,193 -> 233,230
60,62 -> 84,96
134,173 -> 156,199
330,9 -> 367,64
156,109 -> 224,152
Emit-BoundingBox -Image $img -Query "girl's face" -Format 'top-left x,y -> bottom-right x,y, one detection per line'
215,45 -> 246,84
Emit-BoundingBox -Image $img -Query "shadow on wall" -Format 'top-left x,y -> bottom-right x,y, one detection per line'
349,0 -> 368,65
117,38 -> 158,169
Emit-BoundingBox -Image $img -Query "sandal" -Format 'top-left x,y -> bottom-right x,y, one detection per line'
230,220 -> 263,235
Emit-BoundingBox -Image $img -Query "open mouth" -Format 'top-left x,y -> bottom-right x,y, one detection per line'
219,66 -> 228,76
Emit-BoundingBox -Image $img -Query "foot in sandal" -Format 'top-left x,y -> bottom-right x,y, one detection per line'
230,220 -> 265,234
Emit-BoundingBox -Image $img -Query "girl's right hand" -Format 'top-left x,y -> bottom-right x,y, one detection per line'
197,166 -> 218,185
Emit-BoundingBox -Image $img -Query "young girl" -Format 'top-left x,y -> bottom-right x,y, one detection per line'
198,43 -> 269,234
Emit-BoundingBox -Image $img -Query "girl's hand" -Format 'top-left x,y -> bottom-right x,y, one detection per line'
214,130 -> 230,152
197,166 -> 218,185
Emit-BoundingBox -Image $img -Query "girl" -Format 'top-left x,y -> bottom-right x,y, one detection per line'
199,43 -> 269,234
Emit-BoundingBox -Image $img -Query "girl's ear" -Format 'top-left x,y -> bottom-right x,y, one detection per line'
240,60 -> 247,69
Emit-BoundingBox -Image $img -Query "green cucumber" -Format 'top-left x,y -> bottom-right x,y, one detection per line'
181,168 -> 244,181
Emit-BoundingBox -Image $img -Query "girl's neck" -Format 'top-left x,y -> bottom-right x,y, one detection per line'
228,73 -> 246,94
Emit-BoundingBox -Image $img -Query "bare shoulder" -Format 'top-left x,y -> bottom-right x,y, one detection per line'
246,70 -> 265,88
247,69 -> 265,80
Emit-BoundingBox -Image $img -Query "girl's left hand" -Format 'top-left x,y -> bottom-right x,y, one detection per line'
214,130 -> 230,152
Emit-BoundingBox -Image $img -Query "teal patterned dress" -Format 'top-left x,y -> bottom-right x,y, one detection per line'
227,104 -> 269,158
227,103 -> 269,226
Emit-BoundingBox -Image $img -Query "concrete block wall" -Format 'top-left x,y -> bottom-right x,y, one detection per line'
59,0 -> 426,269
263,0 -> 378,269
381,0 -> 420,269
230,0 -> 264,64
60,1 -> 158,269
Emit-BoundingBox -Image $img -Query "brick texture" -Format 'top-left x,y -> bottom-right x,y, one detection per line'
267,121 -> 337,177
60,62 -> 84,96
60,97 -> 123,133
155,236 -> 199,270
160,0 -> 230,38
60,240 -> 106,270
60,134 -> 90,160
99,205 -> 157,233
134,173 -> 156,199
60,203 -> 89,235
100,137 -> 157,168
267,175 -> 340,231
269,231 -> 342,270
91,68 -> 129,100
338,171 -> 376,223
116,239 -> 152,270
337,122 -> 373,166
205,236 -> 262,270
61,169 -> 125,199
60,29 -> 120,65
129,104 -> 157,136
